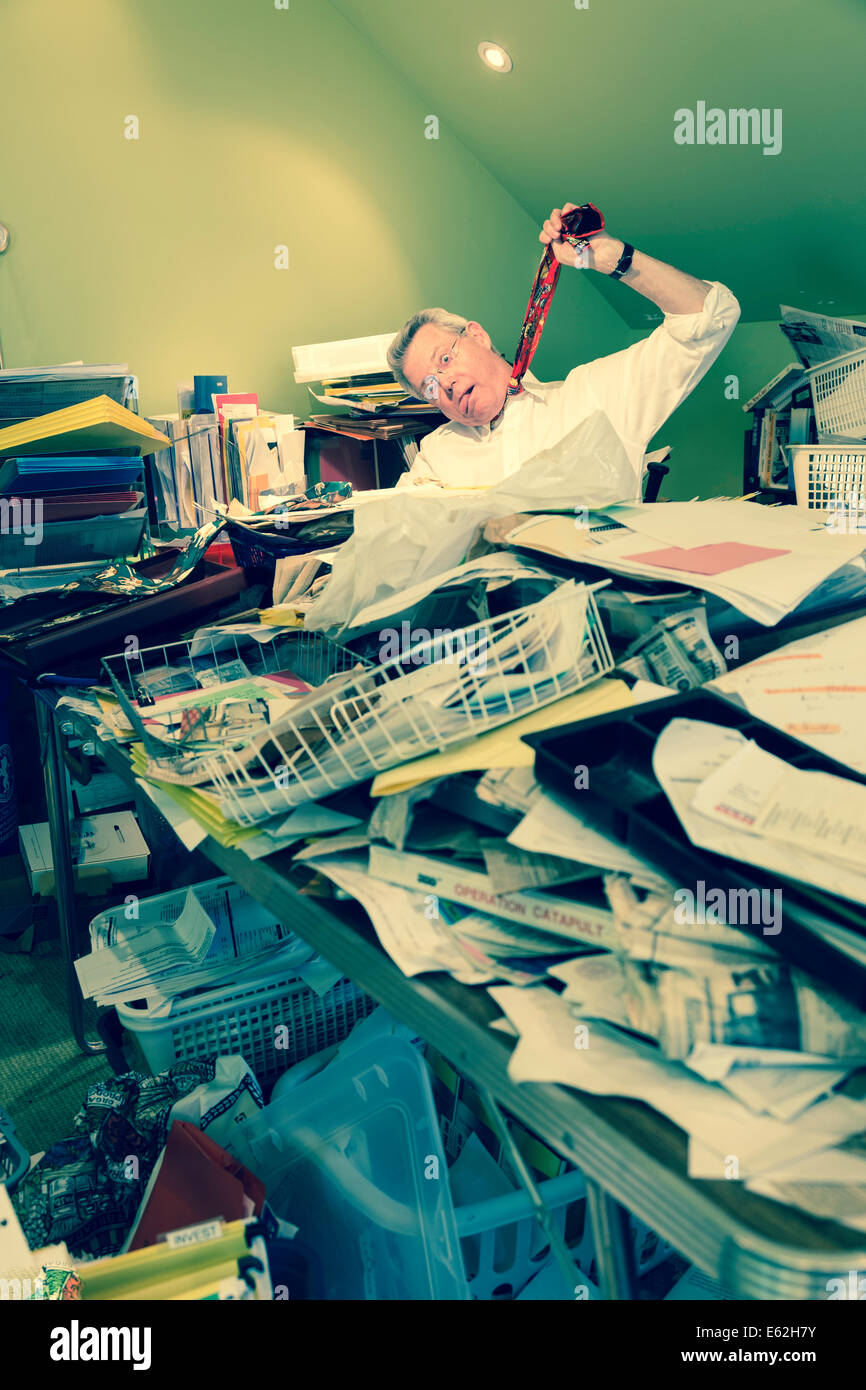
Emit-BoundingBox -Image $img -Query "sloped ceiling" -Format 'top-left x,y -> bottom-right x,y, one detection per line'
331,0 -> 865,326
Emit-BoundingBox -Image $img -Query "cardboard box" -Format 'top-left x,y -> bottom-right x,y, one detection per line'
18,812 -> 149,897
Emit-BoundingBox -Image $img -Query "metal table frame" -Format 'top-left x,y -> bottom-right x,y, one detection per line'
35,696 -> 866,1300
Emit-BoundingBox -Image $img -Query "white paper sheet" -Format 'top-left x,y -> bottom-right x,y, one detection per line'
711,614 -> 866,774
653,718 -> 866,907
547,953 -> 633,1029
508,790 -> 672,892
489,986 -> 866,1174
585,500 -> 866,626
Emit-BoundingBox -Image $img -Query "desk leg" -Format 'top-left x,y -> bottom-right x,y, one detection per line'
372,438 -> 381,490
584,1178 -> 637,1300
35,700 -> 105,1057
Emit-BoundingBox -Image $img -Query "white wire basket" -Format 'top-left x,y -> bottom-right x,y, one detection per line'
101,587 -> 612,825
805,348 -> 866,440
785,442 -> 866,528
199,582 -> 611,825
102,625 -> 370,782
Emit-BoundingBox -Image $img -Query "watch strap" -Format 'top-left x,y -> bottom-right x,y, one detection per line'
609,242 -> 635,281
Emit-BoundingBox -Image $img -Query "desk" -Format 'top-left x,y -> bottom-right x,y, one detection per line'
37,695 -> 866,1301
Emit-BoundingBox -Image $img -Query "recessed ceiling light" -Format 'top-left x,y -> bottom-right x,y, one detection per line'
478,41 -> 513,73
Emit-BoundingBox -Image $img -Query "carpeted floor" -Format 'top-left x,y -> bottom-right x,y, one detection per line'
0,946 -> 113,1155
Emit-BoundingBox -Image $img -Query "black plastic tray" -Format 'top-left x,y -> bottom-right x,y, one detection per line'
0,555 -> 247,674
525,689 -> 866,1006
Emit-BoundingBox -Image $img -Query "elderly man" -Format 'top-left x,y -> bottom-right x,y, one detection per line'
387,202 -> 740,495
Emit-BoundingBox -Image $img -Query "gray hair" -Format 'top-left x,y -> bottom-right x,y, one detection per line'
387,308 -> 470,397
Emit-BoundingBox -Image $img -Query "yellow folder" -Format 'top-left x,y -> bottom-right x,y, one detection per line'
370,678 -> 634,797
0,395 -> 170,456
76,1220 -> 264,1300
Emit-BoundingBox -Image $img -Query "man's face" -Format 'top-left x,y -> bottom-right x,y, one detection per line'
403,321 -> 511,426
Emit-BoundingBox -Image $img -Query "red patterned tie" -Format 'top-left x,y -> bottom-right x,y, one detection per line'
507,203 -> 605,396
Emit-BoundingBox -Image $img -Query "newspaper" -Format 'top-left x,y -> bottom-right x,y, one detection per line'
645,960 -> 866,1061
604,874 -> 866,1061
490,985 -> 866,1174
619,606 -> 727,691
779,305 -> 866,367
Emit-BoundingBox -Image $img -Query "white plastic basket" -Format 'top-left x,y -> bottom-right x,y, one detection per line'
117,967 -> 375,1084
805,348 -> 866,439
786,442 -> 866,528
204,581 -> 614,825
455,1174 -> 673,1300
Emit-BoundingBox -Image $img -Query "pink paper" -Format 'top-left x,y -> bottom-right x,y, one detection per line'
623,541 -> 790,575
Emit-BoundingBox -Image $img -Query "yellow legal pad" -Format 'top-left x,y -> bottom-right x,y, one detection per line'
0,395 -> 170,456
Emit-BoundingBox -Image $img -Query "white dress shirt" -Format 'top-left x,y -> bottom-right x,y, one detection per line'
401,281 -> 740,497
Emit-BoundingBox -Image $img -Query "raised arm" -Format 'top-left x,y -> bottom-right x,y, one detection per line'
542,201 -> 740,469
541,203 -> 713,314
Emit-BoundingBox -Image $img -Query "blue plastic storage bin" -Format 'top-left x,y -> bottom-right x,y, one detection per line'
242,1036 -> 470,1300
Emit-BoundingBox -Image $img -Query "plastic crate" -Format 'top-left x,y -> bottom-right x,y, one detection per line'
263,1022 -> 674,1299
0,1105 -> 29,1191
116,968 -> 375,1085
786,442 -> 866,527
805,348 -> 866,439
454,1172 -> 673,1300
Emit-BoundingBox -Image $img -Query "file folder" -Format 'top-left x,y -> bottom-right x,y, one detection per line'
0,396 -> 170,457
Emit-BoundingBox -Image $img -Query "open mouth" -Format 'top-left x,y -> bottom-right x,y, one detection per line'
460,385 -> 475,411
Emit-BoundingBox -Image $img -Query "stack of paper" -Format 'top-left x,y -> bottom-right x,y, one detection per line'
0,363 -> 137,425
302,851 -> 601,987
711,614 -> 866,774
653,716 -> 866,912
576,499 -> 866,626
75,878 -> 322,1006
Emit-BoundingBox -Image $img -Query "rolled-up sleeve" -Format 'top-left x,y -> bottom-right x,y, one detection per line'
576,281 -> 741,451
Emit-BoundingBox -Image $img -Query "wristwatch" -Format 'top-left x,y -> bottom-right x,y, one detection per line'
609,242 -> 635,280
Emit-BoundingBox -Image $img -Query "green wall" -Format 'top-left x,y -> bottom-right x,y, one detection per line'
642,319 -> 792,499
0,0 -> 792,496
0,0 -> 626,419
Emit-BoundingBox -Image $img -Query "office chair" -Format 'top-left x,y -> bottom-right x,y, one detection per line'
642,446 -> 671,503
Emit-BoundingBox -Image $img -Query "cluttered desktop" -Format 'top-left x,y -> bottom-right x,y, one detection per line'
2,293 -> 866,1307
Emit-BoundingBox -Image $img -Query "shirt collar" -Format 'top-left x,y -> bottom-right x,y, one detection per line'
468,370 -> 546,438
519,369 -> 546,400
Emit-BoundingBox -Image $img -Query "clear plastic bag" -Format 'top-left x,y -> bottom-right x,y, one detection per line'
306,410 -> 633,637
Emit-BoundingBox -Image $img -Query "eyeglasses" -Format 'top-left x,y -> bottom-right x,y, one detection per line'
417,327 -> 467,403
